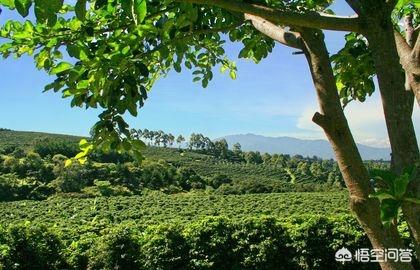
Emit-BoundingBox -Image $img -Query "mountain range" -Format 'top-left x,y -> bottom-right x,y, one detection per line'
220,134 -> 391,160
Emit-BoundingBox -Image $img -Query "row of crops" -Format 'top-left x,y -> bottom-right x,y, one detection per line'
0,192 -> 388,269
0,192 -> 350,234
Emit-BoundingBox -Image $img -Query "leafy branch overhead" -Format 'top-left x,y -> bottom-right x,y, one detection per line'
0,0 -> 343,162
0,0 -> 419,162
0,0 -> 246,162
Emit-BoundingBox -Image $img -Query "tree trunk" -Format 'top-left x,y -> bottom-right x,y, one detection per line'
299,27 -> 414,270
359,1 -> 420,259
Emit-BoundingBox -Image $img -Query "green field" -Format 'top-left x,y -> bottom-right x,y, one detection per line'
0,129 -> 394,270
0,192 -> 350,235
0,192 -> 380,270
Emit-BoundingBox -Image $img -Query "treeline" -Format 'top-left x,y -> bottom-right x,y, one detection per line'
0,215 -> 384,270
0,131 -> 390,201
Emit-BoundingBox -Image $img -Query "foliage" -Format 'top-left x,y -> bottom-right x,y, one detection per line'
0,129 -> 362,201
0,214 -> 387,270
369,167 -> 420,228
331,33 -> 375,108
0,223 -> 68,270
0,192 -> 350,233
87,227 -> 141,270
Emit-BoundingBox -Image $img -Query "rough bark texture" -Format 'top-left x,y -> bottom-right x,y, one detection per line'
394,25 -> 420,104
359,1 -> 420,259
300,27 -> 414,270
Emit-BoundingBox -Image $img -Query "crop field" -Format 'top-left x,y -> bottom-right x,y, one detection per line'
0,192 -> 349,236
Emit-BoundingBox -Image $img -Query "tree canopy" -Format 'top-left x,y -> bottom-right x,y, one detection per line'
0,0 -> 418,162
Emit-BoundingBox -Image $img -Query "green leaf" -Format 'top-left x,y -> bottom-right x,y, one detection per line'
94,0 -> 107,10
0,0 -> 15,9
369,191 -> 395,202
64,159 -> 72,167
380,199 -> 400,228
134,0 -> 147,24
132,139 -> 146,150
393,173 -> 410,199
122,45 -> 131,55
75,0 -> 87,21
404,197 -> 420,204
132,149 -> 144,162
122,140 -> 132,151
50,62 -> 72,74
230,70 -> 237,80
79,139 -> 89,148
395,0 -> 410,9
34,0 -> 63,25
14,0 -> 32,17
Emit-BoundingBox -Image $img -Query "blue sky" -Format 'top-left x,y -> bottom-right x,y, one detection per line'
0,1 -> 419,148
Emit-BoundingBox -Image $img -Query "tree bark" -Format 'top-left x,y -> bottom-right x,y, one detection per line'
299,27 -> 414,270
177,0 -> 361,32
359,2 -> 420,259
394,22 -> 420,105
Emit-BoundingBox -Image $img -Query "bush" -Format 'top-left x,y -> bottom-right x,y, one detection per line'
1,224 -> 67,270
184,217 -> 236,269
210,174 -> 232,189
232,217 -> 298,270
51,164 -> 91,193
0,175 -> 17,201
176,167 -> 205,191
88,228 -> 141,270
139,225 -> 189,270
34,138 -> 78,158
286,215 -> 378,270
0,216 -> 387,270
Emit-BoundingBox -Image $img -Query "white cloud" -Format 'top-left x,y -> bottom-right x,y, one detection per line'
296,93 -> 420,148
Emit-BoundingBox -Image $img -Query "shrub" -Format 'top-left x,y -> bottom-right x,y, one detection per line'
210,174 -> 232,189
232,217 -> 298,270
286,215 -> 378,270
88,228 -> 141,270
1,224 -> 68,270
139,225 -> 189,270
51,164 -> 91,193
34,138 -> 78,158
65,233 -> 97,270
184,217 -> 236,269
176,167 -> 205,191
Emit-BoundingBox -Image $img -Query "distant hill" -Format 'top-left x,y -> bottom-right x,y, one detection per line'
220,134 -> 391,160
0,128 -> 391,160
0,129 -> 82,149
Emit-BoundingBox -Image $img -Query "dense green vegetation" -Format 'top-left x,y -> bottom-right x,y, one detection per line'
0,192 -> 388,270
1,129 -> 410,270
0,129 -> 391,201
0,192 -> 350,231
0,215 -> 384,270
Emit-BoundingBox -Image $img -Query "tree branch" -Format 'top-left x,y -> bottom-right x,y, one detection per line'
394,30 -> 419,73
404,14 -> 415,47
244,13 -> 302,49
412,31 -> 420,60
176,0 -> 361,33
345,0 -> 362,14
